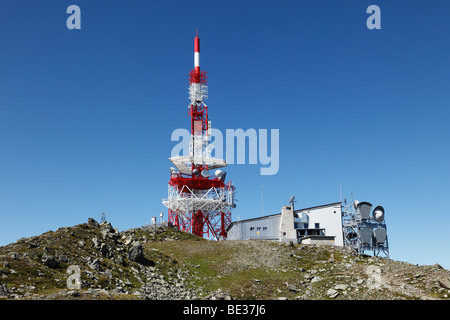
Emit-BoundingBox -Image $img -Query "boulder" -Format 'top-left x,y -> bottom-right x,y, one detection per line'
287,283 -> 298,292
42,254 -> 59,268
334,284 -> 349,291
437,277 -> 450,290
0,283 -> 9,297
129,241 -> 144,262
327,288 -> 339,298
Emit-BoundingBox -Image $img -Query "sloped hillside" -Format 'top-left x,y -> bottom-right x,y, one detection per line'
0,219 -> 449,300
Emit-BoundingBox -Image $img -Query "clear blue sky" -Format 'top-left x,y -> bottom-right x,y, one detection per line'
1,1 -> 449,268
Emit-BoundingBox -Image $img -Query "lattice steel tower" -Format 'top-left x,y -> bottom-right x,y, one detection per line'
162,32 -> 236,240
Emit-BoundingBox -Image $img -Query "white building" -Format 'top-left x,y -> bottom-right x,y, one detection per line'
226,202 -> 344,246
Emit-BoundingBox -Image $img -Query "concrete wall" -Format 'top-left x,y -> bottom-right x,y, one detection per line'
279,206 -> 297,242
300,236 -> 336,245
227,214 -> 280,240
296,204 -> 343,246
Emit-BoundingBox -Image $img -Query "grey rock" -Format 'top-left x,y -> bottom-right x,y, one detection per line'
88,218 -> 100,228
92,237 -> 100,249
327,288 -> 339,298
287,283 -> 298,292
42,254 -> 59,268
437,277 -> 450,290
204,290 -> 233,300
100,228 -> 110,239
128,241 -> 144,262
56,254 -> 69,263
99,243 -> 109,257
88,258 -> 101,271
100,221 -> 113,232
9,252 -> 19,260
334,284 -> 349,291
28,242 -> 39,249
113,255 -> 125,266
66,290 -> 80,297
104,269 -> 113,279
0,283 -> 9,297
304,274 -> 314,280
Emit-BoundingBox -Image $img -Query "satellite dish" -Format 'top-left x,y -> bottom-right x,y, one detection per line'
353,200 -> 360,209
372,206 -> 385,223
215,170 -> 227,181
201,169 -> 209,178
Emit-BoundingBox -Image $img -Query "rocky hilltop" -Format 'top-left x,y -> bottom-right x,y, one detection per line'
0,219 -> 449,300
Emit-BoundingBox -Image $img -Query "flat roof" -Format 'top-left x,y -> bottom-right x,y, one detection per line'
299,235 -> 335,240
227,201 -> 342,229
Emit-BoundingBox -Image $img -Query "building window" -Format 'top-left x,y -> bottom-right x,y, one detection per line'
250,227 -> 254,231
257,227 -> 261,231
315,223 -> 320,229
263,227 -> 267,231
303,223 -> 309,229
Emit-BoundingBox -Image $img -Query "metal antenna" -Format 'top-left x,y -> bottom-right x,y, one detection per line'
261,184 -> 264,217
351,191 -> 354,215
288,195 -> 296,205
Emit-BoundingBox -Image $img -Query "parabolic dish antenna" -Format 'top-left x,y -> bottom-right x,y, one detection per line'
372,206 -> 385,223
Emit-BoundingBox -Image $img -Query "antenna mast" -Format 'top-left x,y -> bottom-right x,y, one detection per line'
162,32 -> 236,240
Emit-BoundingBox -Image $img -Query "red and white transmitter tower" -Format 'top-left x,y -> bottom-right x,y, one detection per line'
162,32 -> 236,240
